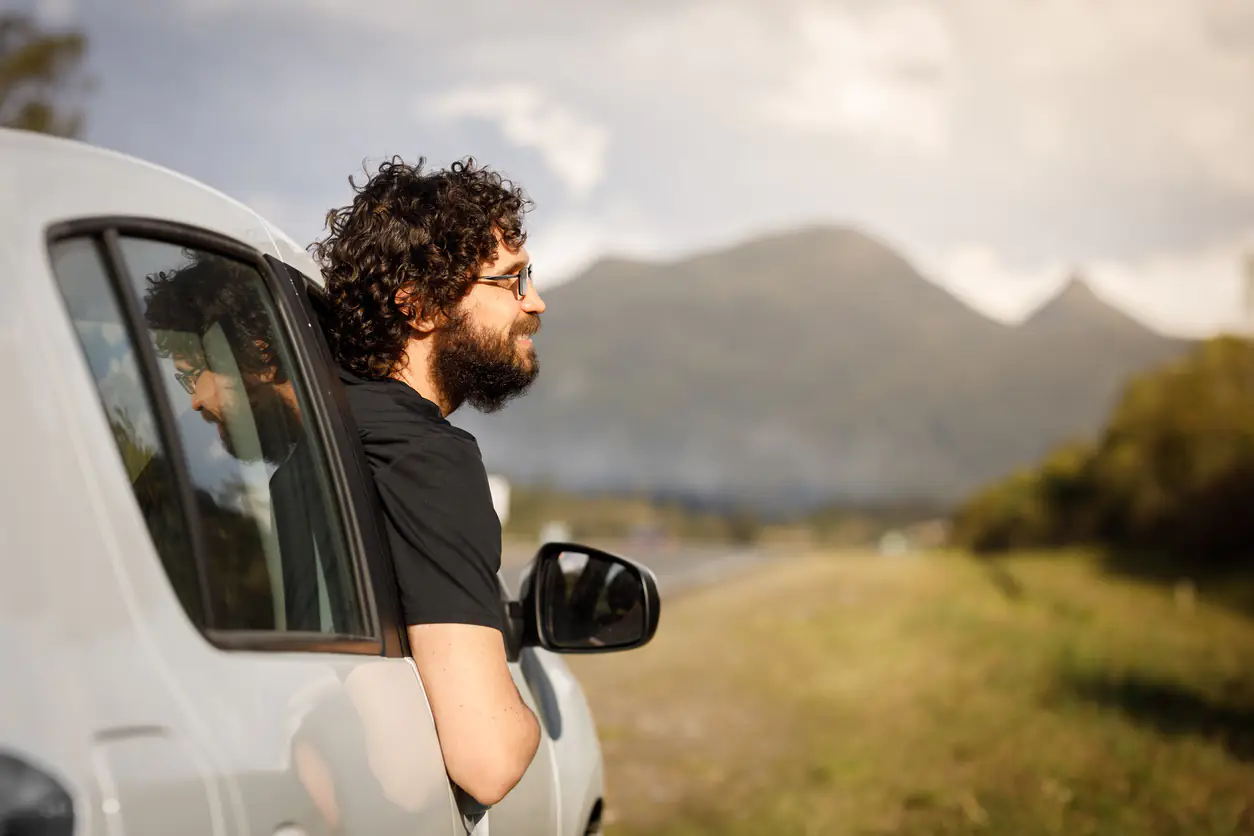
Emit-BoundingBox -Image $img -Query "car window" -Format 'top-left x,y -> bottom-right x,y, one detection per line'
49,237 -> 206,624
50,234 -> 370,640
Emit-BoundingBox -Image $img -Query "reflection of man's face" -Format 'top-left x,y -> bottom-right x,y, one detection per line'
174,355 -> 294,464
175,356 -> 244,454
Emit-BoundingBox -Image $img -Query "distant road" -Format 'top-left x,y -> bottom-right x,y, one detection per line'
499,539 -> 783,598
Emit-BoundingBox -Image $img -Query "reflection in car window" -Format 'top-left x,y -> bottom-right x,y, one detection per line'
51,233 -> 369,639
50,237 -> 205,624
118,238 -> 366,636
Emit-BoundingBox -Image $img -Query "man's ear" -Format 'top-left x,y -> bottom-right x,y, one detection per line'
394,288 -> 441,335
413,310 -> 441,335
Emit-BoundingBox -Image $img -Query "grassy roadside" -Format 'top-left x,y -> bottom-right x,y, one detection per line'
566,550 -> 1254,835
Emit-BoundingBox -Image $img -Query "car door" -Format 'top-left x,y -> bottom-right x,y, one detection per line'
492,596 -> 561,836
269,252 -> 563,836
47,220 -> 461,836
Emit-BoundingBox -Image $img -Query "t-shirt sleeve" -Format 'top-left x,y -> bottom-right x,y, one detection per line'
371,435 -> 505,631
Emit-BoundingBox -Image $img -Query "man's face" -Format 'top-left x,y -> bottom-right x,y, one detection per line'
431,238 -> 547,413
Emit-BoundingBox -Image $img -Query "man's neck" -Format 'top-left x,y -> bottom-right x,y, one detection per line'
394,337 -> 453,416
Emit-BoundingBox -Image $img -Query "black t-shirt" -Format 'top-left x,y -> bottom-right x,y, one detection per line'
339,369 -> 504,632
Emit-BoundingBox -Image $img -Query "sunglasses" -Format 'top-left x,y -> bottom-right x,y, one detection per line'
475,263 -> 533,300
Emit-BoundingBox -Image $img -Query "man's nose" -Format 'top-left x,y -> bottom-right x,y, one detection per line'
189,378 -> 207,411
522,286 -> 546,315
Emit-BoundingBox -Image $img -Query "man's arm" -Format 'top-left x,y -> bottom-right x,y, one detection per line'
368,433 -> 539,804
408,622 -> 541,806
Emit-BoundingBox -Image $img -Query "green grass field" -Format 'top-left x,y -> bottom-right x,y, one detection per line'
566,550 -> 1254,835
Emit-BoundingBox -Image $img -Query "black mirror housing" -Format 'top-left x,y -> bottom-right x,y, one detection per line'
517,542 -> 661,654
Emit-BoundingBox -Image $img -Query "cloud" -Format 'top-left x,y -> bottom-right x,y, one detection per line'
590,2 -> 954,153
756,3 -> 955,154
923,245 -> 1069,323
34,0 -> 76,24
244,191 -> 314,245
926,227 -> 1254,337
97,353 -> 160,444
100,322 -> 125,347
959,0 -> 1254,192
97,0 -> 1254,197
527,200 -> 666,286
607,3 -> 781,93
422,84 -> 610,200
1090,227 -> 1254,336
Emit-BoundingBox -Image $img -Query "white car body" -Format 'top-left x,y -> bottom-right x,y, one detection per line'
0,128 -> 623,836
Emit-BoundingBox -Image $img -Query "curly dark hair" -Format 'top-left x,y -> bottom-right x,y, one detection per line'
143,251 -> 283,381
311,156 -> 532,380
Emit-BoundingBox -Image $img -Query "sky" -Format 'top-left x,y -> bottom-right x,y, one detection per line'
22,0 -> 1254,337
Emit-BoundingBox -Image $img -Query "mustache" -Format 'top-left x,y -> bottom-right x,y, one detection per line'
512,315 -> 541,338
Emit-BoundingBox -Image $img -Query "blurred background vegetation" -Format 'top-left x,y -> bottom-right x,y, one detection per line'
0,12 -> 87,136
952,334 -> 1254,613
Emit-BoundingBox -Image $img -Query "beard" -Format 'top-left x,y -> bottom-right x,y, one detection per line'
432,310 -> 540,413
200,376 -> 300,465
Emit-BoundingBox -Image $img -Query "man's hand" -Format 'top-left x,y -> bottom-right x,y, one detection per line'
408,623 -> 541,806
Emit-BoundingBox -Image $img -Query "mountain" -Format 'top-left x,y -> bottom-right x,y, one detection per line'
1025,272 -> 1150,335
456,227 -> 1190,512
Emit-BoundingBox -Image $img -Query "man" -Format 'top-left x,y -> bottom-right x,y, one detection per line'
313,156 -> 547,807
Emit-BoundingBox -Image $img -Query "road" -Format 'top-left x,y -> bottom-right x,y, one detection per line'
499,539 -> 782,598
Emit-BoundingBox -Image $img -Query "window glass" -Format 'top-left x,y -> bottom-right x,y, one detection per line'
51,233 -> 369,639
49,237 -> 204,623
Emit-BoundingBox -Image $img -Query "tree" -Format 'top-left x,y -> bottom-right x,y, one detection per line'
0,12 -> 88,136
1090,336 -> 1254,563
952,335 -> 1254,569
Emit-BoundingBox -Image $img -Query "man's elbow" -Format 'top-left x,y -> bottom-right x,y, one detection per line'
455,763 -> 524,808
450,712 -> 542,806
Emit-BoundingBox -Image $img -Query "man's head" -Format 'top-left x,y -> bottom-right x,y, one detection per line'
143,253 -> 296,463
313,156 -> 546,414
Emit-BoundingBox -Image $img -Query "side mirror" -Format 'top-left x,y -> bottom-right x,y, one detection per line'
520,542 -> 660,653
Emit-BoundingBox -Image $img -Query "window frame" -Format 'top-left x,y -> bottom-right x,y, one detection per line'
46,217 -> 395,656
265,255 -> 412,657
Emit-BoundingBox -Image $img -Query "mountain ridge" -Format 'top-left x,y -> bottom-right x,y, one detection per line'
459,226 -> 1190,511
554,226 -> 1173,339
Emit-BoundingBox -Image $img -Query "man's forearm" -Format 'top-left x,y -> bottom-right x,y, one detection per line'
408,623 -> 544,807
